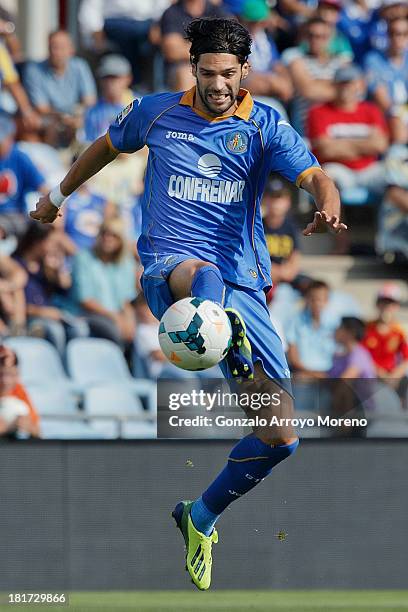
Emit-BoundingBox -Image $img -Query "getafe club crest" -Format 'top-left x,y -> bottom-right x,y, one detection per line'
225,130 -> 248,154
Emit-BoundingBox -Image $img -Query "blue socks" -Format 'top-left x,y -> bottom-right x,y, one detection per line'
191,265 -> 225,306
190,496 -> 220,536
190,435 -> 299,534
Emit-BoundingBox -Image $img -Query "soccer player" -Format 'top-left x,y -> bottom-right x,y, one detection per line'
30,18 -> 346,590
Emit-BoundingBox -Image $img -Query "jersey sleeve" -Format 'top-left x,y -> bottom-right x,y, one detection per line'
106,98 -> 146,153
266,117 -> 321,187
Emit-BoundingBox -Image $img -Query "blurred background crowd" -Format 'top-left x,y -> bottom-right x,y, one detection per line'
0,0 -> 407,439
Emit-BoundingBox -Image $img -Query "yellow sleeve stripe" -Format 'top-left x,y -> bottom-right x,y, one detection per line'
295,166 -> 323,188
105,130 -> 119,153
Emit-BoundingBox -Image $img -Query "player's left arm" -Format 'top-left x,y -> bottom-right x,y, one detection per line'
300,170 -> 347,236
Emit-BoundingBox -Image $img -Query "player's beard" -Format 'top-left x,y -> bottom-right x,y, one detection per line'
196,81 -> 239,117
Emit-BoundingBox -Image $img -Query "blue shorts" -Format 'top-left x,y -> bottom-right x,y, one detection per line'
141,254 -> 291,391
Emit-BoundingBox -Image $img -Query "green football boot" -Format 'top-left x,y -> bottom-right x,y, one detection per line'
224,308 -> 254,380
172,500 -> 218,590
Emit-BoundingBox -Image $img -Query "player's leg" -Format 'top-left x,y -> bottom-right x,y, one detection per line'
169,260 -> 254,378
191,288 -> 298,522
167,258 -> 225,305
174,285 -> 298,589
143,255 -> 254,380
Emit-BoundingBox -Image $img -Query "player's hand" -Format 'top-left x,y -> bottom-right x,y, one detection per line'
30,194 -> 62,224
303,211 -> 347,236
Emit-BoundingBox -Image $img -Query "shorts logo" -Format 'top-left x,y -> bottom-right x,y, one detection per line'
249,269 -> 258,279
117,102 -> 133,124
197,153 -> 222,177
226,130 -> 248,154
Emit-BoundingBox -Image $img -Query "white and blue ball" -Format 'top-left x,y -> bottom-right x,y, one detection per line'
158,297 -> 232,370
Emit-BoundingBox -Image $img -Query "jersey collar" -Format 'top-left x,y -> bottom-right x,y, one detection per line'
179,86 -> 253,122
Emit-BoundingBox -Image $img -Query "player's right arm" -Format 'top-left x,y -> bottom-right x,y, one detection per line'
30,135 -> 118,223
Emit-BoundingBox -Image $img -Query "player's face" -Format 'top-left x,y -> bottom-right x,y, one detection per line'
192,54 -> 249,117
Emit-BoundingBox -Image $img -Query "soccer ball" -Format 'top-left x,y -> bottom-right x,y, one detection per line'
158,297 -> 232,370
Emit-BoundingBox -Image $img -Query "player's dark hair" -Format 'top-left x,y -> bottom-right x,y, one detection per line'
339,317 -> 366,342
185,18 -> 252,65
305,280 -> 329,294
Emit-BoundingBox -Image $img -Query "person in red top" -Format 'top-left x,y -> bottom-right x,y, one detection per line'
307,64 -> 389,198
363,284 -> 408,407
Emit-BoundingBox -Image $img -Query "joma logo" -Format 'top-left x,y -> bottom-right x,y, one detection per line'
166,130 -> 195,141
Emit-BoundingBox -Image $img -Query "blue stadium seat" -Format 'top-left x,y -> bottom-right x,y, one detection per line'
84,384 -> 144,415
5,337 -> 78,394
84,384 -> 150,438
26,385 -> 79,416
66,338 -> 156,410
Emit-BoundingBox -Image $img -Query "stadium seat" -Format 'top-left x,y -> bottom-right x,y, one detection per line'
84,384 -> 144,415
66,338 -> 156,410
369,382 -> 404,418
40,418 -> 108,439
84,384 -> 152,438
5,337 -> 79,394
121,421 -> 157,439
26,385 -> 80,416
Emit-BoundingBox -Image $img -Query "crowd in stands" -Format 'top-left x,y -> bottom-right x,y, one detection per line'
0,0 -> 408,437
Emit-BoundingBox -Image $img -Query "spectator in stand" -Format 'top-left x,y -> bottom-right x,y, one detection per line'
70,218 -> 136,351
362,284 -> 408,405
239,0 -> 293,112
78,0 -> 170,89
364,17 -> 408,144
329,317 -> 376,379
278,0 -> 318,26
133,292 -> 167,378
160,0 -> 229,90
0,252 -> 27,336
0,36 -> 39,128
307,64 -> 389,197
81,54 -> 134,144
0,112 -> 46,237
370,0 -> 408,53
377,145 -> 408,260
0,345 -> 40,438
337,0 -> 378,62
63,186 -> 113,251
262,177 -> 302,290
282,16 -> 349,134
23,30 -> 96,147
286,280 -> 339,375
315,0 -> 354,60
13,223 -> 89,357
326,316 -> 375,435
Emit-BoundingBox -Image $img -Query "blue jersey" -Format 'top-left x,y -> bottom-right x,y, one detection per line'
107,88 -> 320,291
0,145 -> 44,214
